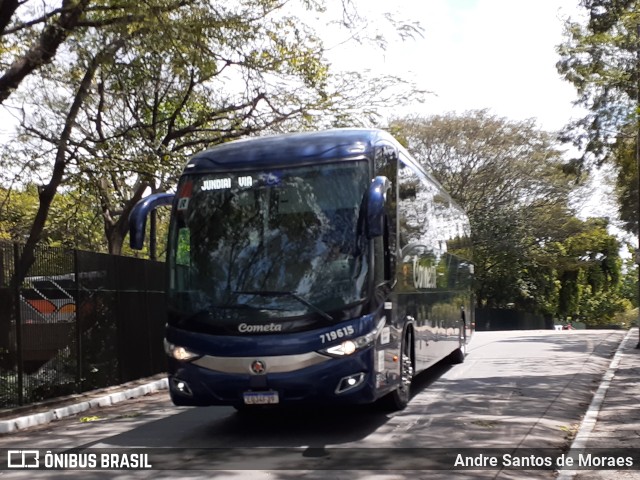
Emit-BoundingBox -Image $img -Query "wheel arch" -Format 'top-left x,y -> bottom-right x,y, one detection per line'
402,317 -> 416,373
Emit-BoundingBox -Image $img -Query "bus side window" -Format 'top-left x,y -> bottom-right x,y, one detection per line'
398,155 -> 434,292
374,143 -> 398,283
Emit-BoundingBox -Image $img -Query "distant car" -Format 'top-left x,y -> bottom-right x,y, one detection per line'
562,324 -> 574,330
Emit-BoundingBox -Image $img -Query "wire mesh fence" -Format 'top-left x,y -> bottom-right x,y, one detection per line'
0,242 -> 166,408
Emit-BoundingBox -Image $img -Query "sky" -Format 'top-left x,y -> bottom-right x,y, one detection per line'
322,0 -> 623,228
0,1 -> 619,226
0,1 -> 587,140
325,0 -> 586,132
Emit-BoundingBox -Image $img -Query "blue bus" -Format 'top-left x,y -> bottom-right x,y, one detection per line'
129,128 -> 473,411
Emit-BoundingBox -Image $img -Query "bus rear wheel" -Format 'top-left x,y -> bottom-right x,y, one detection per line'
448,344 -> 466,364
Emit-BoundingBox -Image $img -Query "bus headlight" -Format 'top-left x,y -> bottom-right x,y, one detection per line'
323,339 -> 358,356
164,339 -> 200,361
320,318 -> 386,357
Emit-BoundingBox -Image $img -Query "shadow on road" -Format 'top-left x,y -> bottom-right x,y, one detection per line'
7,330 -> 628,480
81,358 -> 455,451
481,330 -> 622,360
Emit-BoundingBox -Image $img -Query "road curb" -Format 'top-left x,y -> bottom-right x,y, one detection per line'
556,328 -> 636,480
0,378 -> 168,435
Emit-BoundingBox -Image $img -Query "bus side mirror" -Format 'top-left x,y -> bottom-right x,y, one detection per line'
129,193 -> 175,250
366,176 -> 390,239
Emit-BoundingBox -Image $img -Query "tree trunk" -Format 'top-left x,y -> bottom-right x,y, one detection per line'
0,0 -> 90,105
3,46 -> 114,359
104,183 -> 149,255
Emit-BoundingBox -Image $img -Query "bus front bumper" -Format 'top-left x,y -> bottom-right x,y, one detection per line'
167,349 -> 380,407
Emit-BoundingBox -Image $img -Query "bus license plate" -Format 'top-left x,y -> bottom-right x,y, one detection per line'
243,391 -> 279,405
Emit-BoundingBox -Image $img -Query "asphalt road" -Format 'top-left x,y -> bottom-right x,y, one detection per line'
0,329 -> 627,480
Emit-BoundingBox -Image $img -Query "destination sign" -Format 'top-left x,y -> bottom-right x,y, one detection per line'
200,175 -> 253,191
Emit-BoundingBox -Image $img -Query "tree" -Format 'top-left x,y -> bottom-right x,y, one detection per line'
556,1 -> 640,328
557,218 -> 627,326
0,184 -> 104,249
390,111 -> 587,316
609,126 -> 638,234
1,0 -> 424,278
0,184 -> 38,242
556,0 -> 639,171
392,112 -> 629,324
0,0 -> 92,105
0,0 -> 426,374
391,110 -> 574,218
619,251 -> 639,311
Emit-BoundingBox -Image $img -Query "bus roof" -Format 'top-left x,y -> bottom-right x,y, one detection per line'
185,128 -> 396,172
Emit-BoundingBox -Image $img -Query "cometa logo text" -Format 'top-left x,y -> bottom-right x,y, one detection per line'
238,323 -> 282,333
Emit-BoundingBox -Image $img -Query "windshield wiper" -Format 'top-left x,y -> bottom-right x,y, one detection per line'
233,290 -> 333,321
211,303 -> 263,310
178,303 -> 275,325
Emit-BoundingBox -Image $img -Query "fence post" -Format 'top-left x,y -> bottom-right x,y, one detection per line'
12,243 -> 24,406
74,249 -> 82,393
0,247 -> 5,287
150,209 -> 157,261
115,254 -> 124,384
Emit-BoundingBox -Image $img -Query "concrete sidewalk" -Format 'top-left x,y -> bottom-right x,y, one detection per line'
0,374 -> 168,434
560,328 -> 640,480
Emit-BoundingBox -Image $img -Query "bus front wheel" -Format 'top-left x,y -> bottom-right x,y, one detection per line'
380,332 -> 413,411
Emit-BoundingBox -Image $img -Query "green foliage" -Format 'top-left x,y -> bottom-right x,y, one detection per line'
609,127 -> 639,234
0,184 -> 38,242
619,253 -> 639,307
0,184 -> 103,250
555,218 -> 627,325
392,112 -> 631,326
391,110 -> 576,215
2,0 -> 424,256
556,0 -> 640,167
613,306 -> 638,328
391,112 -> 575,311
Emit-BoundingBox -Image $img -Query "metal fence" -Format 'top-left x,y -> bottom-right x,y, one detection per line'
0,242 -> 167,408
475,308 -> 554,331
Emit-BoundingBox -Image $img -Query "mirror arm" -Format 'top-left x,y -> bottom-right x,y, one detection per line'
129,193 -> 175,250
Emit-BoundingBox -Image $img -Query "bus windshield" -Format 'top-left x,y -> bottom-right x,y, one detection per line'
167,160 -> 370,329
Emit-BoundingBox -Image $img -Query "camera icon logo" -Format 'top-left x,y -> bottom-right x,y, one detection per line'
7,450 -> 40,468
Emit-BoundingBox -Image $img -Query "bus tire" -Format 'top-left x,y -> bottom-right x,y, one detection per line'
448,345 -> 466,364
379,332 -> 413,411
233,404 -> 254,415
233,404 -> 275,416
